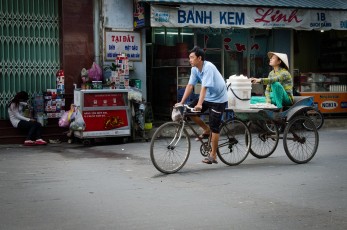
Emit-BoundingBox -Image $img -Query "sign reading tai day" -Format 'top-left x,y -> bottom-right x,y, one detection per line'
105,31 -> 141,61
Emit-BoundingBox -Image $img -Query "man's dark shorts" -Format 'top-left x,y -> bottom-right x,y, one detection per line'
189,99 -> 227,134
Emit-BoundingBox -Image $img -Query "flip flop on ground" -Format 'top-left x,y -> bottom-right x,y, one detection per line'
202,155 -> 218,164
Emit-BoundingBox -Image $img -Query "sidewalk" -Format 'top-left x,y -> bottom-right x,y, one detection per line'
321,117 -> 347,128
0,117 -> 346,148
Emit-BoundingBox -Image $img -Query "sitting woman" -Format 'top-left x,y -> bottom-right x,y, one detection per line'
251,51 -> 294,111
8,91 -> 47,146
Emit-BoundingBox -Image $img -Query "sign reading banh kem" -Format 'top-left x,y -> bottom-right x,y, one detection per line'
151,5 -> 347,30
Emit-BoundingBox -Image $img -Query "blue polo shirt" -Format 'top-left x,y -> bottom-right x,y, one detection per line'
188,61 -> 228,103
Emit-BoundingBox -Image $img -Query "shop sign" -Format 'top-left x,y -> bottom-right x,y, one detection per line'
83,93 -> 126,107
301,92 -> 347,113
321,101 -> 338,110
151,5 -> 347,30
134,0 -> 148,29
105,31 -> 142,61
83,110 -> 129,132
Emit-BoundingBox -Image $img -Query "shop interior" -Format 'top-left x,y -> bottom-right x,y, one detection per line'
146,27 -> 291,118
293,30 -> 347,93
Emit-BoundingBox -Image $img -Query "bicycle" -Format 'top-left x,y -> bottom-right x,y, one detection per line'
150,104 -> 252,174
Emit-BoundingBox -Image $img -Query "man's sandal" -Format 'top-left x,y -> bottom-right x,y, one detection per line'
195,133 -> 210,141
202,155 -> 218,164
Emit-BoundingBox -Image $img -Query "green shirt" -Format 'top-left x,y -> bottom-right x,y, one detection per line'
261,67 -> 294,103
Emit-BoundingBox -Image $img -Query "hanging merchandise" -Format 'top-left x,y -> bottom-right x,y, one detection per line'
56,69 -> 65,96
88,62 -> 103,82
116,54 -> 129,89
44,70 -> 66,119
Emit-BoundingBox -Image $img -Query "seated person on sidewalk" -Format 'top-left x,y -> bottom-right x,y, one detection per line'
176,46 -> 228,165
8,91 -> 47,146
250,51 -> 294,111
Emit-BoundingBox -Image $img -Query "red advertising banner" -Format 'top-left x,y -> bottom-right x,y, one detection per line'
83,110 -> 129,131
84,93 -> 126,107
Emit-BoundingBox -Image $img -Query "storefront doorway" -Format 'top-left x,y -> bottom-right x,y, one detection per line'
0,0 -> 60,119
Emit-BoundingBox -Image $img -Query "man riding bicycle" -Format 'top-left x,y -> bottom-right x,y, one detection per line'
176,46 -> 228,164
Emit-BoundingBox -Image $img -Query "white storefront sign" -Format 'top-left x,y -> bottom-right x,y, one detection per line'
151,5 -> 347,30
105,31 -> 142,61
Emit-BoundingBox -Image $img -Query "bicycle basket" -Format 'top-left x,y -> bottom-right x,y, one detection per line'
171,107 -> 183,121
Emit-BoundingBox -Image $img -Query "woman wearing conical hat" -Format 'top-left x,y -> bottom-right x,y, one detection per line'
251,52 -> 294,110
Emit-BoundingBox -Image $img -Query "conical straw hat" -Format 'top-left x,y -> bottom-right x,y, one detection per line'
267,52 -> 289,69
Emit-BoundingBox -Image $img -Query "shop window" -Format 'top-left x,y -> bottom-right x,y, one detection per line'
222,29 -> 272,79
180,28 -> 194,46
223,29 -> 248,77
152,28 -> 194,66
196,28 -> 222,73
249,29 -> 271,78
154,28 -> 166,45
166,28 -> 179,46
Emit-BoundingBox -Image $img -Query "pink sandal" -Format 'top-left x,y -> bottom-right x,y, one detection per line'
35,139 -> 47,145
24,140 -> 36,146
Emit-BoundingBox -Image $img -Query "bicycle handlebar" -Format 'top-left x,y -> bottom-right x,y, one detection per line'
174,104 -> 200,113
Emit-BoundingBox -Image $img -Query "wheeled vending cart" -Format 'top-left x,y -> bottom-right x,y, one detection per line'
73,89 -> 131,145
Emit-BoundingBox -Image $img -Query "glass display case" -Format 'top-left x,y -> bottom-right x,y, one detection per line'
298,72 -> 347,93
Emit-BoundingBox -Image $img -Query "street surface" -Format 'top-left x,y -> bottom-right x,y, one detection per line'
0,128 -> 346,230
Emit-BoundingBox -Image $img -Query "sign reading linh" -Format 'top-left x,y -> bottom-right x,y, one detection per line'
105,31 -> 141,61
150,5 -> 347,30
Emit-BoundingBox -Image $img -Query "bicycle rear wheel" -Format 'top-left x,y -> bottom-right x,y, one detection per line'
283,116 -> 319,164
217,119 -> 251,166
303,109 -> 324,130
150,122 -> 191,174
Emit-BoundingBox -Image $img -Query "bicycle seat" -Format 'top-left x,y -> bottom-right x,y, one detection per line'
282,96 -> 313,112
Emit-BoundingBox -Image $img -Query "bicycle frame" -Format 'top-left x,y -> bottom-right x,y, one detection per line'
175,106 -> 212,152
176,106 -> 239,153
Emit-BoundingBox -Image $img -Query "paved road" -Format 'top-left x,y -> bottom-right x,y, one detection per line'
0,128 -> 346,230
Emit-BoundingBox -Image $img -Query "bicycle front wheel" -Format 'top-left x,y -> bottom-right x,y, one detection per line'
150,122 -> 191,174
217,119 -> 251,166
